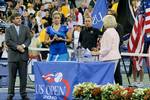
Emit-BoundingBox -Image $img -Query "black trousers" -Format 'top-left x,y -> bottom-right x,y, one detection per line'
0,47 -> 3,58
69,0 -> 76,8
8,61 -> 28,97
0,51 -> 2,58
114,60 -> 123,85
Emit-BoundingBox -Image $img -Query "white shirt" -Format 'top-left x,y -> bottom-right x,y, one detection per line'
14,24 -> 20,35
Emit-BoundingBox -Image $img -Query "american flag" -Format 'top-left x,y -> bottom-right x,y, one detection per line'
144,0 -> 150,67
128,0 -> 146,71
144,0 -> 150,33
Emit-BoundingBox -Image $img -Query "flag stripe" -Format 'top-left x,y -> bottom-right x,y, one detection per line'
145,20 -> 150,25
144,1 -> 150,33
145,28 -> 150,33
145,12 -> 150,16
145,16 -> 150,21
145,7 -> 150,13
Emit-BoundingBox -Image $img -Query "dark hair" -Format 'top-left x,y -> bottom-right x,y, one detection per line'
10,13 -> 21,22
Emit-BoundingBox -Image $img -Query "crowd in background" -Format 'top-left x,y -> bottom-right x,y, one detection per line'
0,0 -> 146,87
0,0 -> 120,60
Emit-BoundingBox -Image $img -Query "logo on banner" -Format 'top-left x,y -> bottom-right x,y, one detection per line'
36,72 -> 70,100
92,12 -> 103,25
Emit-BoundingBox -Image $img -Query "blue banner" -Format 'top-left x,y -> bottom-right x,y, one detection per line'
34,61 -> 115,100
34,61 -> 78,100
92,0 -> 108,29
77,62 -> 115,85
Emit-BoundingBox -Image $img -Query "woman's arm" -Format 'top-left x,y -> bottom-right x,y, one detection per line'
66,28 -> 73,43
100,30 -> 112,56
56,28 -> 73,42
44,33 -> 57,44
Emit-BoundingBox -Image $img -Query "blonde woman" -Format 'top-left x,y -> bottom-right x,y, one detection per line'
45,11 -> 72,61
27,3 -> 35,15
100,15 -> 121,71
35,11 -> 42,32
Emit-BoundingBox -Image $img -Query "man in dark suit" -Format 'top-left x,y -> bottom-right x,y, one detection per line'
5,13 -> 31,100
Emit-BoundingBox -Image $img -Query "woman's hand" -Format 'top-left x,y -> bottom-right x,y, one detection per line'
91,47 -> 98,52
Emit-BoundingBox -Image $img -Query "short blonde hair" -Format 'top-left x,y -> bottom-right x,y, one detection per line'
52,11 -> 62,19
27,3 -> 32,7
103,15 -> 117,29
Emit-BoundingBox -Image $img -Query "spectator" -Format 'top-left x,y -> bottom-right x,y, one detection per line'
21,10 -> 30,27
73,24 -> 81,49
84,6 -> 93,18
34,0 -> 42,11
29,15 -> 39,33
13,1 -> 23,14
42,0 -> 52,4
35,11 -> 42,32
42,10 -> 52,26
57,6 -> 67,24
67,15 -> 76,30
47,2 -> 56,18
39,4 -> 46,18
38,22 -> 49,60
27,3 -> 35,15
29,28 -> 41,61
89,0 -> 96,8
68,0 -> 76,8
78,2 -> 87,16
74,8 -> 83,26
111,0 -> 119,14
61,2 -> 70,18
6,0 -> 13,9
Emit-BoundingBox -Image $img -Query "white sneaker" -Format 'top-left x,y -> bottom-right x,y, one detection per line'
131,82 -> 138,87
136,82 -> 144,88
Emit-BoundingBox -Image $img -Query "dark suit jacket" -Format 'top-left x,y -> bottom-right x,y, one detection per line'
5,24 -> 31,62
